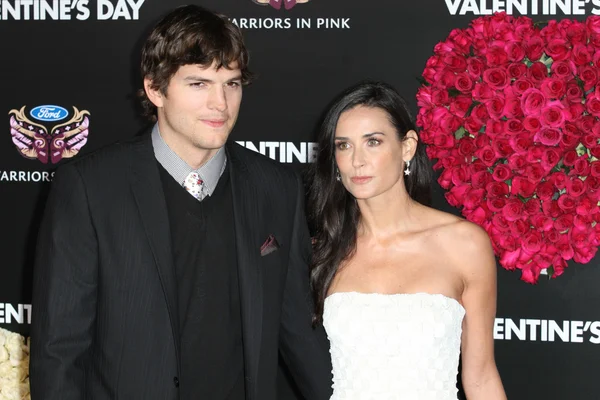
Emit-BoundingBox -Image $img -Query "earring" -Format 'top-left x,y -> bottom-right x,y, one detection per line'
404,160 -> 411,176
336,168 -> 341,181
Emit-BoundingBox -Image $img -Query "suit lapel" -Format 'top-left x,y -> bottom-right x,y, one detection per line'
128,134 -> 181,372
227,142 -> 264,395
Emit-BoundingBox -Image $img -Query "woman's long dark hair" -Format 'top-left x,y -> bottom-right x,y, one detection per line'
307,81 -> 432,323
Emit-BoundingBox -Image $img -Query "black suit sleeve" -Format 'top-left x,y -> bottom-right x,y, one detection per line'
30,164 -> 98,400
279,174 -> 333,400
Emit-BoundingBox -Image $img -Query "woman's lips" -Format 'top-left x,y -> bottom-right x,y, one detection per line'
350,176 -> 373,184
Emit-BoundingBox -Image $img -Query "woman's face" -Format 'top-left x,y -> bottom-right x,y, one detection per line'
334,106 -> 415,200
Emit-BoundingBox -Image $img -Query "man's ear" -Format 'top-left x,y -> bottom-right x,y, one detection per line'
143,78 -> 164,108
403,130 -> 419,162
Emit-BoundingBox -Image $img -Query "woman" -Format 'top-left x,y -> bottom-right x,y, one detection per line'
308,81 -> 506,400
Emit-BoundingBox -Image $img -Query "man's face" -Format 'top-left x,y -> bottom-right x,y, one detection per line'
147,62 -> 243,155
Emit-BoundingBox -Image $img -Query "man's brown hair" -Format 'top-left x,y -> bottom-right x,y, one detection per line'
139,5 -> 253,120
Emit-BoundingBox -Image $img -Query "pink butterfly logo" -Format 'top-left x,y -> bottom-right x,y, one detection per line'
252,0 -> 311,10
9,106 -> 90,164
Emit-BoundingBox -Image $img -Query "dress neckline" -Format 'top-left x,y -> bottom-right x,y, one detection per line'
325,291 -> 465,313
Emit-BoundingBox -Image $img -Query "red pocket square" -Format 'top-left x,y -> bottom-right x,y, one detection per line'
260,234 -> 280,256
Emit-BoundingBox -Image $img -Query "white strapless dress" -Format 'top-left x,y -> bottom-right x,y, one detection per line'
323,292 -> 465,400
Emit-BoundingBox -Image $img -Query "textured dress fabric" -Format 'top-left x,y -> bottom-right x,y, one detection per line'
323,292 -> 465,400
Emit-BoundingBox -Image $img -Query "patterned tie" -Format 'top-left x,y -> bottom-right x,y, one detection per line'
183,171 -> 207,201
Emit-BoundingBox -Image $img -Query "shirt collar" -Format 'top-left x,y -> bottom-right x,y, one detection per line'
151,124 -> 226,196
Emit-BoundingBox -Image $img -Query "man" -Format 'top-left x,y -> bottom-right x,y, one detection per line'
30,5 -> 333,400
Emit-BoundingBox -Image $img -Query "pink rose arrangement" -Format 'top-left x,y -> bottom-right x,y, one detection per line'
417,12 -> 600,283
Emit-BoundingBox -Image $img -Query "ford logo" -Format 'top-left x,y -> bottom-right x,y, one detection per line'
30,105 -> 68,122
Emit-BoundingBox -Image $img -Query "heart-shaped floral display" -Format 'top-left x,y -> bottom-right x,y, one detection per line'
417,12 -> 600,283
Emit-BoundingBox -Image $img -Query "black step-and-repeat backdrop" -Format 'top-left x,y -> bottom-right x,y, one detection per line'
1,1 -> 600,399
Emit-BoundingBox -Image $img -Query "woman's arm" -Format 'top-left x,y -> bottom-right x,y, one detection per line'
456,222 -> 507,400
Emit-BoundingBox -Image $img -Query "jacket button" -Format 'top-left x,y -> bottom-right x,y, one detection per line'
173,377 -> 179,388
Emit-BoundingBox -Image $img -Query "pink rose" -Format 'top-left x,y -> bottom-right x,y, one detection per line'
528,62 -> 549,84
548,171 -> 568,190
486,46 -> 509,66
509,133 -> 534,155
586,94 -> 600,117
579,66 -> 598,90
513,78 -> 534,95
449,95 -> 473,118
442,54 -> 468,72
485,95 -> 506,120
506,119 -> 524,135
504,96 -> 523,119
493,139 -> 512,158
485,119 -> 505,138
472,82 -> 495,101
508,63 -> 528,79
551,60 -> 576,79
536,181 -> 556,201
507,152 -> 526,172
545,38 -> 571,61
572,43 -> 592,65
467,57 -> 485,79
464,188 -> 485,209
524,163 -> 546,182
475,145 -> 497,167
505,41 -> 526,62
486,181 -> 510,197
565,81 -> 583,102
524,198 -> 542,215
557,195 -> 577,212
433,68 -> 456,89
454,73 -> 474,94
472,170 -> 492,189
567,22 -> 587,44
510,219 -> 530,237
488,197 -> 507,212
540,78 -> 566,99
522,231 -> 543,253
525,35 -> 544,61
502,199 -> 524,221
511,176 -> 537,197
590,161 -> 600,177
541,148 -> 561,171
587,15 -> 600,35
534,127 -> 562,146
539,102 -> 566,128
521,88 -> 546,116
451,166 -> 470,186
573,157 -> 590,176
567,178 -> 586,197
493,164 -> 512,182
523,116 -> 541,132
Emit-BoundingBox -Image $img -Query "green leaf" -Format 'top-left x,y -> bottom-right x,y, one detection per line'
576,143 -> 587,156
448,88 -> 461,98
454,126 -> 467,140
547,266 -> 555,279
576,76 -> 585,91
465,100 -> 481,118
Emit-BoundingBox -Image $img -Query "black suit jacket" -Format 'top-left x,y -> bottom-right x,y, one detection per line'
30,134 -> 333,400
